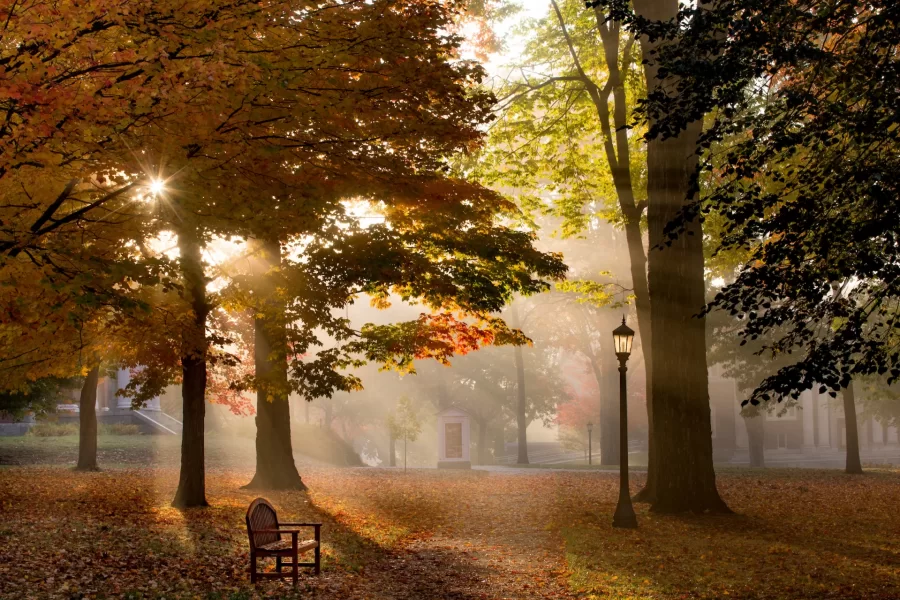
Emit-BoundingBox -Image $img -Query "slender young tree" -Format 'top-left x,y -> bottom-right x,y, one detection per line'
388,397 -> 422,473
479,0 -> 654,475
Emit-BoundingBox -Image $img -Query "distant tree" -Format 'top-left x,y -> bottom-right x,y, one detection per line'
557,366 -> 599,459
501,295 -> 575,464
387,396 -> 423,472
0,378 -> 70,421
859,378 -> 900,430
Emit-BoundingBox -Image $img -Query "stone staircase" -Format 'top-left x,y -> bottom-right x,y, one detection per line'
133,410 -> 183,435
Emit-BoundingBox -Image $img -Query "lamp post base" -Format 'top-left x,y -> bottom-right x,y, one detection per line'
612,500 -> 638,529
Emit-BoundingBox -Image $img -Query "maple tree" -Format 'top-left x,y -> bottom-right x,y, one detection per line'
2,0 -> 567,506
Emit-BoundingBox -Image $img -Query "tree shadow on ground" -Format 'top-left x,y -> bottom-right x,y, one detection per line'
559,470 -> 900,600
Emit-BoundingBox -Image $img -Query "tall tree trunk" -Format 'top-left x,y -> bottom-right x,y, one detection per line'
644,131 -> 727,512
587,351 -> 619,465
842,382 -> 863,474
76,365 -> 100,471
245,238 -> 306,491
627,227 -> 655,500
173,224 -> 209,508
511,302 -> 529,464
389,430 -> 396,467
635,0 -> 728,514
744,412 -> 765,468
563,5 -> 655,501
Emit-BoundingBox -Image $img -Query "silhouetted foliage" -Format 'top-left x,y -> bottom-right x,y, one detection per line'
590,0 -> 900,404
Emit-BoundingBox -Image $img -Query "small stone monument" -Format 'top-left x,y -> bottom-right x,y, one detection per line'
437,407 -> 471,469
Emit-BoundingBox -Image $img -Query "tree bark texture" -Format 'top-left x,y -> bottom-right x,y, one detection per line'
173,224 -> 209,508
76,365 -> 100,471
632,0 -> 729,514
245,238 -> 306,491
842,382 -> 863,474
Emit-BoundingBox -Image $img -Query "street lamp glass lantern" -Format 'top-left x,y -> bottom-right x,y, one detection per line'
587,421 -> 593,434
613,317 -> 635,357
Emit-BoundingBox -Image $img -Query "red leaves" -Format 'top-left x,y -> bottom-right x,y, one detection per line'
359,311 -> 528,374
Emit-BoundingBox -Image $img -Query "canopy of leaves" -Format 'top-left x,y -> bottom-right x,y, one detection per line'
476,0 -> 646,237
0,377 -> 74,420
0,0 -> 567,406
387,395 -> 423,442
591,0 -> 900,403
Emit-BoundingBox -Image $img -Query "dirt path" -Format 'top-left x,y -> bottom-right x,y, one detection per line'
340,535 -> 572,599
303,469 -> 580,599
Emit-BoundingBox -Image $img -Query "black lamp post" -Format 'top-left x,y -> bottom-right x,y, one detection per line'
587,421 -> 593,465
612,317 -> 638,529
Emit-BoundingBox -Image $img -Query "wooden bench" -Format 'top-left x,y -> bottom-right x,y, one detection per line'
245,497 -> 321,586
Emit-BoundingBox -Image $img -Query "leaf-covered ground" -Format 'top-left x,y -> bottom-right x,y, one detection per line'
1,435 -> 899,599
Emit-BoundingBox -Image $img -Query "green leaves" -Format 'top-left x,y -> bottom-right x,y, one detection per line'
607,0 -> 900,402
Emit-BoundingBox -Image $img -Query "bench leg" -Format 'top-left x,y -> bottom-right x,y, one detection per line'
250,553 -> 257,584
292,552 -> 299,586
276,557 -> 282,573
314,526 -> 321,575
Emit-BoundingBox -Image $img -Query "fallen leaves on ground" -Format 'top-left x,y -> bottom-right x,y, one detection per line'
1,436 -> 899,599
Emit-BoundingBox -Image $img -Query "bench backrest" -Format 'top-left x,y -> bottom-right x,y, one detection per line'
246,498 -> 280,550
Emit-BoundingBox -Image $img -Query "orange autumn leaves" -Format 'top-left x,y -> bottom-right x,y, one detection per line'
4,455 -> 900,599
358,312 -> 532,374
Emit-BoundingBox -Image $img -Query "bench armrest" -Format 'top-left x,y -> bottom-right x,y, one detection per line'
254,529 -> 298,535
278,523 -> 321,527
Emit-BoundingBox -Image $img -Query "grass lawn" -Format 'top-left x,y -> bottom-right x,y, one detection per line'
1,435 -> 899,599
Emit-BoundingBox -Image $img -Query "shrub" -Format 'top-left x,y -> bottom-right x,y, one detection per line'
98,423 -> 141,436
27,422 -> 78,437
